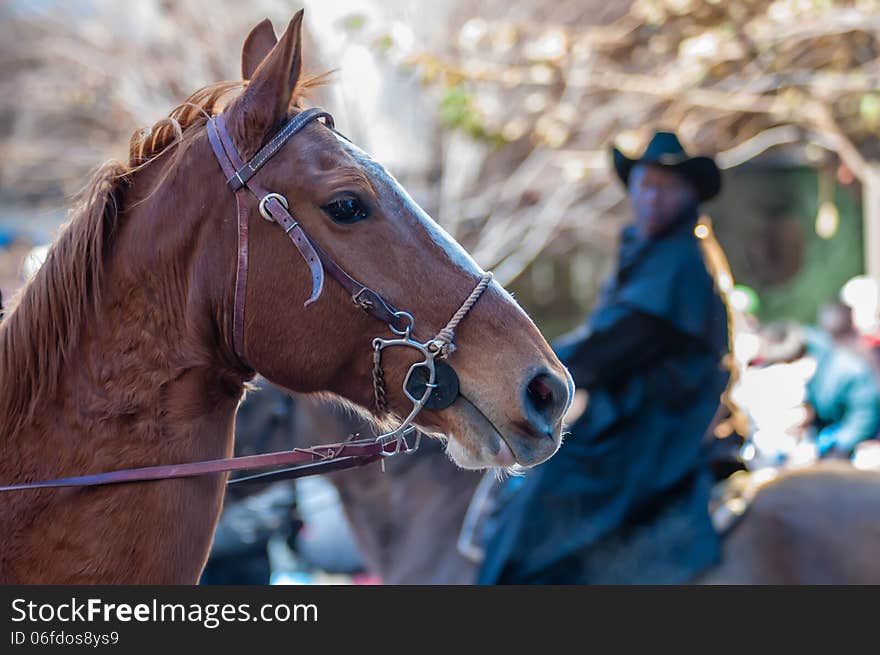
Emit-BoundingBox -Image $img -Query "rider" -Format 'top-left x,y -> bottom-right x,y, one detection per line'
478,131 -> 731,584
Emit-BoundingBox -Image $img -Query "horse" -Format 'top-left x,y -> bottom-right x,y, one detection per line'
281,398 -> 880,583
0,11 -> 572,584
699,463 -> 880,584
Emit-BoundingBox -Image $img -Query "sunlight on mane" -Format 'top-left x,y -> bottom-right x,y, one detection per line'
129,71 -> 332,172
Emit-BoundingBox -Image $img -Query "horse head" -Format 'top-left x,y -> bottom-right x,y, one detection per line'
199,11 -> 572,469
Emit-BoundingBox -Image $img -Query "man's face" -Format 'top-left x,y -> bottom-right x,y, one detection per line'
628,163 -> 697,237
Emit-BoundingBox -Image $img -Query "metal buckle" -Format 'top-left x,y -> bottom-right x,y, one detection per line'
258,193 -> 289,222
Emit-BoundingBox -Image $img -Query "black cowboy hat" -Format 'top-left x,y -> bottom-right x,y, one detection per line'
612,130 -> 722,202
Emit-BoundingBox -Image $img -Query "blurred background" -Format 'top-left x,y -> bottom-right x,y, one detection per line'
4,0 -> 880,583
3,0 -> 880,332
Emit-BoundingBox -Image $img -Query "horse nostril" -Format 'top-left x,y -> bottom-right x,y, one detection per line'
528,376 -> 553,411
523,371 -> 569,437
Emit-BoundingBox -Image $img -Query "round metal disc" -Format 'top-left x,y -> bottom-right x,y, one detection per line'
405,361 -> 460,410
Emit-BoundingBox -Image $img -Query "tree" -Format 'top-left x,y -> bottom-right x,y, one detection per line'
405,0 -> 880,285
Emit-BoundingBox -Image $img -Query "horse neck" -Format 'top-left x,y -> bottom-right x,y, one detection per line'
36,166 -> 243,473
0,164 -> 246,583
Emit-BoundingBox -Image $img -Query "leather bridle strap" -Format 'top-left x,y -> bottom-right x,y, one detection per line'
206,115 -> 250,361
309,236 -> 402,326
0,440 -> 397,492
223,108 -> 335,192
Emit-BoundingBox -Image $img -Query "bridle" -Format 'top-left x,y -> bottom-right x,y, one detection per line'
206,107 -> 492,435
0,106 -> 493,494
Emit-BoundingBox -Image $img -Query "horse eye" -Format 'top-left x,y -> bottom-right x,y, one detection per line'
321,197 -> 370,224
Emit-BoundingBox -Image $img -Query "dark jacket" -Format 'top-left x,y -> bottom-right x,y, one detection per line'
478,209 -> 730,584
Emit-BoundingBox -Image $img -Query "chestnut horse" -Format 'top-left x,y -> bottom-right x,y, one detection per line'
0,11 -> 572,584
282,399 -> 880,584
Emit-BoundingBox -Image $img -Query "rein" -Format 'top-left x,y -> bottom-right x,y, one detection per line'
0,107 -> 493,493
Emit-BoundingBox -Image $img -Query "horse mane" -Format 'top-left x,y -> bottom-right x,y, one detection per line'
0,72 -> 329,440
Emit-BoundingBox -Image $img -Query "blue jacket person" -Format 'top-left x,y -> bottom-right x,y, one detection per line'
478,132 -> 731,584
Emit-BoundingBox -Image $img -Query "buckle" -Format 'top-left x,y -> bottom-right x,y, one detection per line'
258,193 -> 289,221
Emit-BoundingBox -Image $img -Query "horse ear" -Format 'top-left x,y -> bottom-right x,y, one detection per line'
226,10 -> 305,156
241,18 -> 278,80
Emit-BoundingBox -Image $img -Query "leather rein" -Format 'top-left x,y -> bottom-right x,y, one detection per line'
0,107 -> 493,493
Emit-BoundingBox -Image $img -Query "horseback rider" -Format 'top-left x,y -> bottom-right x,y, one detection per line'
478,131 -> 731,584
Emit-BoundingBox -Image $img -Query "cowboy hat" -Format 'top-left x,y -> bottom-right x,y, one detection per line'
612,131 -> 722,202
